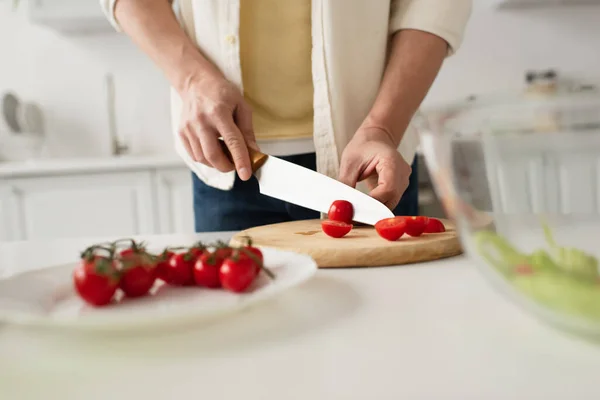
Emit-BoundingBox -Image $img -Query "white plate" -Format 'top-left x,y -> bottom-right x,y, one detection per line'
0,247 -> 317,332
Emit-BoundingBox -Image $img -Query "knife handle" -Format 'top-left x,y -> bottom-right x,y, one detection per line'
219,140 -> 268,173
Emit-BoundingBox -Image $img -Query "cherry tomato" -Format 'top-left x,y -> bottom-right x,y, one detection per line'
73,251 -> 120,307
321,219 -> 352,238
118,246 -> 156,298
424,218 -> 446,234
167,251 -> 196,286
220,253 -> 257,293
189,242 -> 207,258
375,217 -> 407,241
328,200 -> 354,224
155,249 -> 175,283
194,251 -> 225,288
237,246 -> 262,277
403,216 -> 430,237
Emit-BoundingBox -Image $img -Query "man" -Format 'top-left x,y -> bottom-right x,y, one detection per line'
100,0 -> 471,232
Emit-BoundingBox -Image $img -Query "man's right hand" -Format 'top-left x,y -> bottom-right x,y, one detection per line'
178,75 -> 257,181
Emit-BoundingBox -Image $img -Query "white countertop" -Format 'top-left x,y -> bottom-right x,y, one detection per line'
0,147 -> 425,179
1,232 -> 599,400
0,154 -> 186,178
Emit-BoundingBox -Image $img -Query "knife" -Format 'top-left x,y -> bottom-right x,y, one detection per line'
221,143 -> 394,225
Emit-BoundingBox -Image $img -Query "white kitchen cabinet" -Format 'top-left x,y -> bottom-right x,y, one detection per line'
27,0 -> 113,34
2,172 -> 156,241
494,0 -> 600,9
154,168 -> 195,235
0,186 -> 18,242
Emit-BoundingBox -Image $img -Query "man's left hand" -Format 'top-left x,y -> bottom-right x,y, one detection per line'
338,126 -> 412,210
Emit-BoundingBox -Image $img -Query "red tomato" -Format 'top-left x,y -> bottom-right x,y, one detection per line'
194,251 -> 225,288
328,200 -> 354,224
167,251 -> 196,286
424,218 -> 446,234
374,217 -> 407,241
213,246 -> 233,260
403,216 -> 430,237
220,254 -> 257,293
189,242 -> 207,258
515,264 -> 534,275
321,219 -> 352,238
73,254 -> 120,307
118,248 -> 156,298
238,246 -> 263,277
155,249 -> 175,283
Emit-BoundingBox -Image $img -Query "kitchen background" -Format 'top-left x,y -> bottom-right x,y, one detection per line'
1,0 -> 600,241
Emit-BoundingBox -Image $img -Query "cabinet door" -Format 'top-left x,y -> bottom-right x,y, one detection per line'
154,168 -> 195,234
28,0 -> 113,33
0,186 -> 19,242
5,172 -> 156,241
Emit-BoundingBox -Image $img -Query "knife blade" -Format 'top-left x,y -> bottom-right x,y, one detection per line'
223,144 -> 394,225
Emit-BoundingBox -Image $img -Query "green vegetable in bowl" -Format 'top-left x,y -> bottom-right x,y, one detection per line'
474,220 -> 599,282
541,221 -> 599,281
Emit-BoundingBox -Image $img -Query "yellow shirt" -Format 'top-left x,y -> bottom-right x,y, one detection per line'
239,0 -> 314,140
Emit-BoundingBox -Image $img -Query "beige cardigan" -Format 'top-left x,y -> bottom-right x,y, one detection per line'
100,0 -> 472,190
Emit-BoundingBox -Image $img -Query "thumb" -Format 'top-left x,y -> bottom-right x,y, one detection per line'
235,101 -> 258,150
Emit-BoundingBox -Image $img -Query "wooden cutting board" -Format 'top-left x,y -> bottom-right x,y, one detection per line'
229,219 -> 463,268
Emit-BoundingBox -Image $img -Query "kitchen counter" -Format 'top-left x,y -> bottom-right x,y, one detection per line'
0,146 -> 425,178
1,233 -> 599,400
0,154 -> 186,178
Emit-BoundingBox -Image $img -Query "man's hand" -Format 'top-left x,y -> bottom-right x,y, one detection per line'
179,75 -> 257,181
339,126 -> 412,210
113,0 -> 257,181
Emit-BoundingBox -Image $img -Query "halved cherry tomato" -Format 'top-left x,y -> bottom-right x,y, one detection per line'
220,252 -> 257,293
424,218 -> 446,234
73,248 -> 120,307
167,251 -> 196,286
375,217 -> 407,241
194,250 -> 226,288
155,249 -> 175,283
328,200 -> 354,224
321,219 -> 352,238
403,216 -> 430,237
118,243 -> 156,298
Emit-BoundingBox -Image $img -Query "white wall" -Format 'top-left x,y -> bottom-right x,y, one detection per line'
0,2 -> 173,159
423,1 -> 600,107
1,1 -> 600,159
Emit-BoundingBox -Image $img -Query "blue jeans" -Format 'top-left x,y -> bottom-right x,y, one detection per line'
192,153 -> 419,232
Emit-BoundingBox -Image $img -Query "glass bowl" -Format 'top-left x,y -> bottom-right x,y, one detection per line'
417,92 -> 600,340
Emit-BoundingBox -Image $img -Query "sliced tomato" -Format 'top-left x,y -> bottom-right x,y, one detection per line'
375,217 -> 407,241
515,264 -> 534,275
321,219 -> 352,238
73,251 -> 120,307
424,218 -> 446,234
403,216 -> 430,237
328,200 -> 354,224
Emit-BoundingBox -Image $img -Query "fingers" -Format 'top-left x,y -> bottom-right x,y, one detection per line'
369,158 -> 410,210
179,125 -> 207,164
213,113 -> 252,181
338,153 -> 362,188
235,101 -> 259,151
